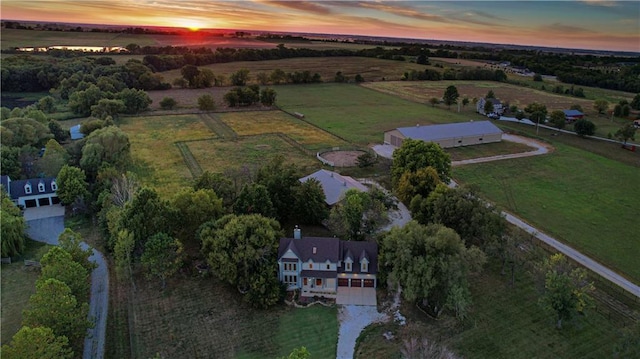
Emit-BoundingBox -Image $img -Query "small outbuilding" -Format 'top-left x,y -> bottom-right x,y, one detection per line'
562,110 -> 584,122
384,121 -> 503,148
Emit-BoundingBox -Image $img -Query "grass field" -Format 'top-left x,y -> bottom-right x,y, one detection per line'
453,142 -> 640,282
356,262 -> 627,359
446,140 -> 535,161
0,28 -> 159,48
127,274 -> 337,359
275,83 -> 480,145
120,114 -> 214,196
0,239 -> 51,344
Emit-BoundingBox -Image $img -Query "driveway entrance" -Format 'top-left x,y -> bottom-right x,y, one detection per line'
336,287 -> 376,306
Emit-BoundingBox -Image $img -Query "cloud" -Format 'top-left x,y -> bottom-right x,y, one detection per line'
580,0 -> 618,7
258,1 -> 333,15
328,1 -> 451,23
544,23 -> 591,34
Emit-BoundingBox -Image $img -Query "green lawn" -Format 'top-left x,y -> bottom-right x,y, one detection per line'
453,143 -> 640,283
274,83 -> 477,145
1,239 -> 51,344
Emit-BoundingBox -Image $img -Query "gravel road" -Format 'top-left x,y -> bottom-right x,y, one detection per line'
336,305 -> 388,359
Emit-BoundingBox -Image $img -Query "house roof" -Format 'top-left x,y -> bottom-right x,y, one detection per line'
395,121 -> 503,143
299,169 -> 368,206
339,241 -> 378,275
70,124 -> 85,140
563,110 -> 584,117
486,98 -> 502,105
8,177 -> 57,200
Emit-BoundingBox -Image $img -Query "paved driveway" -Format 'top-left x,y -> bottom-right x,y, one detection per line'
337,305 -> 388,359
25,205 -> 65,245
336,287 -> 377,306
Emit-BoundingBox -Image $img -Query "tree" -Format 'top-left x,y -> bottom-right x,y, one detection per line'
194,171 -> 237,209
428,97 -> 439,107
159,97 -> 177,110
1,191 -> 26,257
181,65 -> 200,87
524,102 -> 548,126
0,117 -> 52,148
515,110 -> 525,121
113,229 -> 135,280
354,74 -> 364,83
37,96 -> 57,113
270,68 -> 287,84
91,99 -> 125,120
483,100 -> 494,115
197,94 -> 216,111
118,88 -> 152,114
256,155 -> 300,222
0,326 -> 73,359
410,184 -> 506,250
486,90 -> 495,99
614,123 -> 636,144
40,247 -> 90,303
593,99 -> 609,114
574,119 -> 596,137
395,166 -> 441,205
356,152 -> 377,168
38,139 -> 68,177
48,120 -> 68,143
260,87 -> 277,106
233,183 -> 275,218
391,139 -> 451,187
230,69 -> 250,86
118,187 -> 171,255
549,110 -> 566,129
279,347 -> 311,359
380,222 -> 486,319
56,165 -> 88,205
334,71 -> 346,83
294,178 -> 328,225
462,97 -> 470,108
68,84 -> 103,116
171,188 -> 224,246
200,214 -> 283,308
537,254 -> 595,329
327,189 -> 389,241
256,72 -> 270,85
58,228 -> 95,272
80,126 -> 131,173
533,73 -> 543,82
141,232 -> 184,289
630,93 -> 640,110
442,85 -> 459,109
22,279 -> 91,353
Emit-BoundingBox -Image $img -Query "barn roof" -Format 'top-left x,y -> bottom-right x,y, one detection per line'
394,121 -> 502,142
563,109 -> 584,117
299,169 -> 368,206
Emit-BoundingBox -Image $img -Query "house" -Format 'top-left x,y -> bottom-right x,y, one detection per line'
278,227 -> 378,299
384,121 -> 503,149
0,175 -> 60,208
299,169 -> 368,206
562,109 -> 585,122
70,124 -> 85,140
476,97 -> 504,115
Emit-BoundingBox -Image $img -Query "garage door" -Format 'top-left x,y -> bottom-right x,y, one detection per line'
338,278 -> 349,287
25,199 -> 37,208
351,279 -> 361,287
51,196 -> 60,204
363,279 -> 375,288
38,198 -> 50,206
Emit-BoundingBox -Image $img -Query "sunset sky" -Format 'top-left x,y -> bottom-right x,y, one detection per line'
2,0 -> 639,52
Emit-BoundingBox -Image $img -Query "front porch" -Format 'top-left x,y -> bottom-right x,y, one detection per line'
301,277 -> 337,298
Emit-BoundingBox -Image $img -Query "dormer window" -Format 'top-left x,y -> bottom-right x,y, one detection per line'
344,259 -> 352,272
361,262 -> 368,272
38,182 -> 45,192
51,181 -> 58,191
24,183 -> 32,194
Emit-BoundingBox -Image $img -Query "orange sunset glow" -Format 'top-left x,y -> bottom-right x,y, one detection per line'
1,0 -> 638,52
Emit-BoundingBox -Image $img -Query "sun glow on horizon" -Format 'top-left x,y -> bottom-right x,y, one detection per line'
178,18 -> 206,32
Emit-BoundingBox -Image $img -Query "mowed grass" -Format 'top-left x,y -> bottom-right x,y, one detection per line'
446,140 -> 535,162
219,110 -> 348,151
1,239 -> 51,344
119,114 -> 214,197
130,274 -> 337,359
453,143 -> 640,282
275,83 -> 477,145
356,263 -> 626,359
188,134 -> 320,173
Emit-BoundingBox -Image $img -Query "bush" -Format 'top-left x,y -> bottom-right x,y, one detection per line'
197,95 -> 216,111
574,119 -> 596,137
159,97 -> 177,110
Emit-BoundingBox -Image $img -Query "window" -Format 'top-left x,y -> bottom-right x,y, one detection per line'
361,263 -> 368,272
326,264 -> 330,270
24,184 -> 32,194
292,263 -> 296,271
316,278 -> 322,287
303,278 -> 308,286
479,138 -> 483,141
51,181 -> 58,191
38,183 -> 45,192
346,262 -> 351,271
309,263 -> 313,269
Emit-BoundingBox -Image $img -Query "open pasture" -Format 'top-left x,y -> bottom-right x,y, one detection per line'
274,83 -> 479,145
119,114 -> 213,196
447,140 -> 536,161
159,57 -> 428,84
0,28 -> 158,48
188,134 -> 320,174
454,142 -> 640,283
219,110 -> 348,151
129,274 -> 337,359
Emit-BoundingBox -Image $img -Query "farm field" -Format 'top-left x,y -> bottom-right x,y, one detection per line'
362,80 -> 635,138
274,83 -> 483,145
125,274 -> 337,359
0,28 -> 159,48
453,142 -> 640,283
1,240 -> 51,344
355,262 -> 627,359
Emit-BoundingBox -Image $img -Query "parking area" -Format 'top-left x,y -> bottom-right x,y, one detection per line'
336,287 -> 377,306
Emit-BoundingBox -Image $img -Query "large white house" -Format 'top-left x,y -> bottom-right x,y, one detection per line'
1,175 -> 60,208
278,228 -> 378,299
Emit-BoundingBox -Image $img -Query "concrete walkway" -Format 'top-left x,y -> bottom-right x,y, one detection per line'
23,206 -> 109,359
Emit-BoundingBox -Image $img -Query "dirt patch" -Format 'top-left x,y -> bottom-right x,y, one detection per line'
320,150 -> 366,167
255,144 -> 272,150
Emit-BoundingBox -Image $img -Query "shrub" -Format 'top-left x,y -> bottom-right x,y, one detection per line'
197,95 -> 216,111
160,97 -> 177,110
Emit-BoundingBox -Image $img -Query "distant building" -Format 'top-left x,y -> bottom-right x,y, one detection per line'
476,97 -> 504,115
562,109 -> 585,122
384,121 -> 503,149
299,169 -> 368,206
1,175 -> 60,208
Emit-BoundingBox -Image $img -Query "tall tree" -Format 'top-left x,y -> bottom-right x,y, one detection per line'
614,123 -> 636,144
574,119 -> 596,137
22,279 -> 91,354
536,254 -> 595,329
1,191 -> 26,257
442,85 -> 460,109
327,189 -> 389,241
0,326 -> 73,359
58,228 -> 95,272
141,232 -> 184,289
171,188 -> 224,246
549,110 -> 566,129
80,126 -> 131,174
395,166 -> 441,205
200,214 -> 283,308
117,187 -> 171,255
256,155 -> 300,222
524,102 -> 548,126
391,139 -> 451,187
194,171 -> 237,209
293,178 -> 328,225
56,165 -> 89,205
117,88 -> 152,114
39,247 -> 90,303
380,222 -> 486,319
197,94 -> 216,111
230,69 -> 251,86
593,99 -> 609,114
0,117 -> 52,148
233,183 -> 275,218
38,139 -> 68,177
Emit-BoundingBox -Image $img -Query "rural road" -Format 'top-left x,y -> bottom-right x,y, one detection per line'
24,205 -> 109,359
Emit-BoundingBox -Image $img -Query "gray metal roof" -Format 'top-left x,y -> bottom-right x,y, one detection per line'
396,121 -> 502,142
563,110 -> 584,117
299,169 -> 368,206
